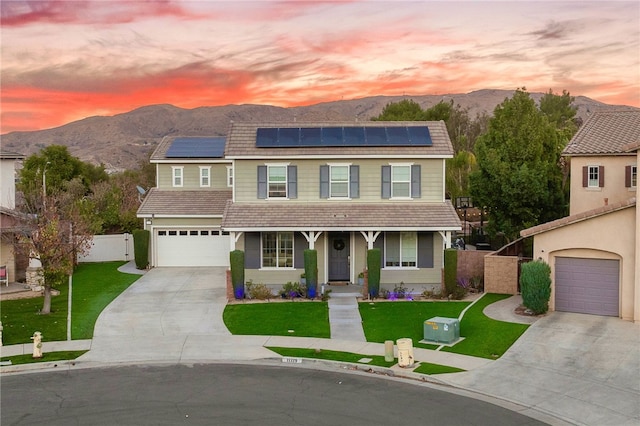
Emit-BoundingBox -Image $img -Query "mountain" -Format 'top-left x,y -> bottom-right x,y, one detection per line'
1,89 -> 636,172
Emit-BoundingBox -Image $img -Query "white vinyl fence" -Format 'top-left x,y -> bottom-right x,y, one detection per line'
77,233 -> 134,263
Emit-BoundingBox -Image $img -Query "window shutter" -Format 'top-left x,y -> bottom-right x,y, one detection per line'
381,165 -> 391,199
411,165 -> 421,198
245,233 -> 261,269
257,166 -> 267,199
294,232 -> 306,268
582,166 -> 588,187
350,165 -> 360,198
320,165 -> 329,198
417,232 -> 434,268
599,166 -> 605,187
625,165 -> 632,187
288,165 -> 297,199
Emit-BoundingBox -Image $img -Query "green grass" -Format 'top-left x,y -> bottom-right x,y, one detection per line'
1,350 -> 88,366
0,262 -> 140,345
442,293 -> 529,359
223,302 -> 330,338
359,300 -> 470,348
267,347 -> 396,368
412,362 -> 465,375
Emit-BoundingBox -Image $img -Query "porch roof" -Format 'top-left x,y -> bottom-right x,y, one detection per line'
221,201 -> 461,231
137,188 -> 232,217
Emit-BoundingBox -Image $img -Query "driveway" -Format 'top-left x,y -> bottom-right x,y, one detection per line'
78,267 -> 275,363
440,312 -> 640,425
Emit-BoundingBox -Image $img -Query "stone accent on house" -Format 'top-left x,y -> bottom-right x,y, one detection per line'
484,255 -> 519,294
456,250 -> 486,281
25,266 -> 43,291
226,269 -> 234,300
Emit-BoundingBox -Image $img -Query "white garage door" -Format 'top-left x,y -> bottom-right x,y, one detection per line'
156,229 -> 230,267
555,257 -> 619,317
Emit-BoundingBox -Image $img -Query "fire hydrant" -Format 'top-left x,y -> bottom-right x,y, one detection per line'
31,331 -> 43,358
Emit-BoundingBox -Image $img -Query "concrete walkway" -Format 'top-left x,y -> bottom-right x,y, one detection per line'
328,290 -> 366,342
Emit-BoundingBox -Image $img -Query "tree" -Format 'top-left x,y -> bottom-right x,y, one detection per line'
469,89 -> 566,240
15,196 -> 93,314
372,99 -> 427,121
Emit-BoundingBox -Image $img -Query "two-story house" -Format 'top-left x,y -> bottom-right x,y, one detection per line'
0,149 -> 27,283
521,110 -> 639,322
139,121 -> 461,294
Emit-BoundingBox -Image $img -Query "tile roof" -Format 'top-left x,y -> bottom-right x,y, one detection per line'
221,201 -> 461,231
225,121 -> 454,158
0,150 -> 25,160
137,188 -> 232,217
151,136 -> 229,161
563,110 -> 640,156
520,197 -> 636,237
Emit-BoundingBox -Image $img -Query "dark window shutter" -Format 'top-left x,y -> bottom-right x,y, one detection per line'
245,232 -> 261,269
599,166 -> 605,187
320,165 -> 329,198
417,232 -> 434,268
257,166 -> 267,199
350,165 -> 359,198
294,232 -> 306,268
582,166 -> 588,187
411,165 -> 421,198
288,165 -> 297,199
625,165 -> 632,187
381,165 -> 391,199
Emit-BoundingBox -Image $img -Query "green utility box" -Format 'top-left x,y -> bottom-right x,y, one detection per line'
424,317 -> 460,344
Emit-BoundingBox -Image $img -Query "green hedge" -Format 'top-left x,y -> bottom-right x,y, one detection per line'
303,249 -> 318,298
367,248 -> 381,298
520,260 -> 551,314
132,229 -> 150,269
230,250 -> 245,299
444,249 -> 458,296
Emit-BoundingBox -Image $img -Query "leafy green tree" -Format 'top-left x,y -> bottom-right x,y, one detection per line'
469,89 -> 566,240
373,99 -> 427,121
446,150 -> 477,202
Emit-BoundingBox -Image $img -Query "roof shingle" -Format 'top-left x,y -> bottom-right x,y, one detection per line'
137,188 -> 232,216
563,110 -> 640,156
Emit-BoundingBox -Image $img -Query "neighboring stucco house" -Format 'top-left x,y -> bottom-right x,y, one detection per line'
139,122 -> 461,294
0,149 -> 27,283
521,111 -> 639,322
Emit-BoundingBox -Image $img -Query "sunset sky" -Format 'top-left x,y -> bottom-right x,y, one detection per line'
1,0 -> 639,134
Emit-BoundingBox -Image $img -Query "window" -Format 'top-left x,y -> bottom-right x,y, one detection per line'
330,165 -> 349,198
588,166 -> 599,187
227,166 -> 233,187
384,232 -> 417,267
200,167 -> 210,187
582,165 -> 604,188
172,167 -> 183,187
382,164 -> 420,199
262,232 -> 293,268
633,166 -> 638,188
320,164 -> 359,199
258,164 -> 297,199
626,165 -> 637,188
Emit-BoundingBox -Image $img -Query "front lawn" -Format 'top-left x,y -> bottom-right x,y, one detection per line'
223,302 -> 330,338
1,350 -> 88,366
0,262 -> 140,345
359,300 -> 470,348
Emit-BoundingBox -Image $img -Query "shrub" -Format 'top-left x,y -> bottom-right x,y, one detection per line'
520,260 -> 551,314
246,281 -> 273,300
303,249 -> 318,298
367,249 -> 381,298
230,250 -> 245,299
444,249 -> 458,296
132,229 -> 150,269
470,275 -> 484,292
279,281 -> 306,299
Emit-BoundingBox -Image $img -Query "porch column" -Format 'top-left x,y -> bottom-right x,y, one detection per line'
230,232 -> 243,251
301,231 -> 322,249
359,231 -> 381,249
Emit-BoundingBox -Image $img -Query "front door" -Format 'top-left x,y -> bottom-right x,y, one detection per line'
328,232 -> 350,281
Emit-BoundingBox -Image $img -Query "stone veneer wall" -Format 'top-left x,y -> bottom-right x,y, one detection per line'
25,266 -> 44,290
456,250 -> 486,281
484,255 -> 519,294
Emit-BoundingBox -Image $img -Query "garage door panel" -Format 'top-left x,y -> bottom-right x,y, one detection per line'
156,229 -> 230,267
555,257 -> 619,317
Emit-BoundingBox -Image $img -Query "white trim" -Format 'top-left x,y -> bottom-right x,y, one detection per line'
223,226 -> 461,232
266,163 -> 290,199
199,166 -> 211,187
226,154 -> 453,160
172,166 -> 184,187
328,163 -> 351,199
226,165 -> 234,188
137,214 -> 223,218
152,159 -> 232,164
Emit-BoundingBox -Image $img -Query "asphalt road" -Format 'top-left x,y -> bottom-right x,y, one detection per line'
1,363 -> 547,426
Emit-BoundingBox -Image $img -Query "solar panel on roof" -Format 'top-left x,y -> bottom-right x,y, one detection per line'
165,137 -> 226,158
255,126 -> 432,147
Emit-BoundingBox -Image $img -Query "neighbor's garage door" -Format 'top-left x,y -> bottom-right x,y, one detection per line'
156,229 -> 230,267
555,257 -> 619,316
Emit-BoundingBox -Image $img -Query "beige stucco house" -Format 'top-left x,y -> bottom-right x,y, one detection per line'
0,149 -> 27,283
139,122 -> 461,294
521,111 -> 639,322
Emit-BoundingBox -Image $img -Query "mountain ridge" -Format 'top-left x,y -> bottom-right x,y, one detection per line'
2,89 -> 636,171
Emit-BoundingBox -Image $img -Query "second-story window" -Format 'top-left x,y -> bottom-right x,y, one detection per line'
227,166 -> 233,187
320,164 -> 359,199
330,165 -> 349,198
583,165 -> 604,188
200,167 -> 210,187
258,164 -> 297,199
625,165 -> 637,188
172,166 -> 183,187
382,164 -> 420,199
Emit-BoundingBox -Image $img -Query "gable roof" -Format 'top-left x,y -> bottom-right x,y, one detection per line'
520,197 -> 636,237
225,121 -> 454,158
563,110 -> 640,156
151,136 -> 229,162
137,188 -> 232,217
221,200 -> 461,231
